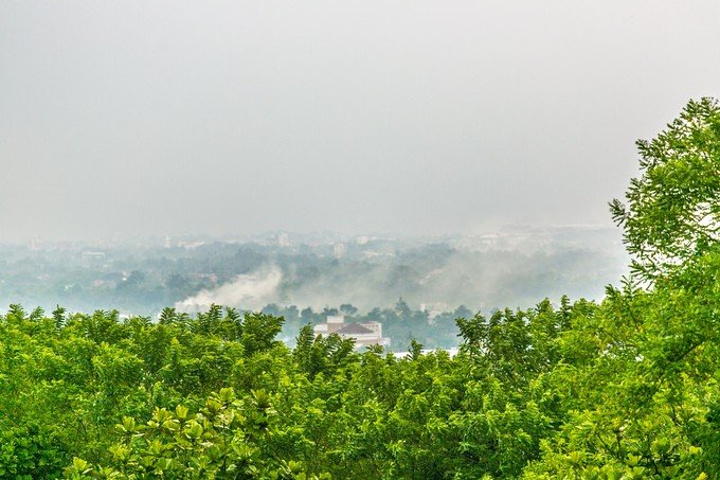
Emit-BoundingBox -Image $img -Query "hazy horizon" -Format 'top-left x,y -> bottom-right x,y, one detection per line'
3,1 -> 720,242
0,222 -> 623,246
0,223 -> 628,317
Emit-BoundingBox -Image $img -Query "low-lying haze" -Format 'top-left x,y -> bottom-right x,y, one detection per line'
0,227 -> 628,317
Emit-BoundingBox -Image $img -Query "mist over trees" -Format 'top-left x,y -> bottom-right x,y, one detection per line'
0,226 -> 626,351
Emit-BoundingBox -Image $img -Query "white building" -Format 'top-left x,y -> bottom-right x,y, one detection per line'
333,242 -> 346,260
313,315 -> 389,348
278,232 -> 290,247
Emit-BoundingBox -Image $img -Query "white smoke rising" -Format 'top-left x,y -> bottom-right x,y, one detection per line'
176,264 -> 282,312
173,232 -> 627,314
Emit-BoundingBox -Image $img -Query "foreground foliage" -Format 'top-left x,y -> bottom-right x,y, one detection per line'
1,261 -> 719,480
1,98 -> 719,478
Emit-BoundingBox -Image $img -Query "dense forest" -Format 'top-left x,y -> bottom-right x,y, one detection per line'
2,98 -> 720,479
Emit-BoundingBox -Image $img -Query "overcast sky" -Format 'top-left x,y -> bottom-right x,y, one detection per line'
2,1 -> 719,242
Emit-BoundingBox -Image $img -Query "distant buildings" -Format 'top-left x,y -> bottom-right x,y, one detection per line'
333,242 -> 346,260
278,232 -> 290,248
28,238 -> 43,251
313,315 -> 390,348
177,240 -> 206,250
355,235 -> 371,245
81,251 -> 106,260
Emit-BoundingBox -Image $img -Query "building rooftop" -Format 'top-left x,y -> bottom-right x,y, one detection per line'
336,322 -> 374,335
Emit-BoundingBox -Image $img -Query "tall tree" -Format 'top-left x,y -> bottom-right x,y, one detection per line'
610,97 -> 720,281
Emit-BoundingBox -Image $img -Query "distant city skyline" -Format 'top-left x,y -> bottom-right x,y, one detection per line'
7,222 -> 624,246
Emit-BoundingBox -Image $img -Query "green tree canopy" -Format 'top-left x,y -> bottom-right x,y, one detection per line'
611,97 -> 720,281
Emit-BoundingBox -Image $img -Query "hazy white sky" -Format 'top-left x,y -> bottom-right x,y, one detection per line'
2,1 -> 719,241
